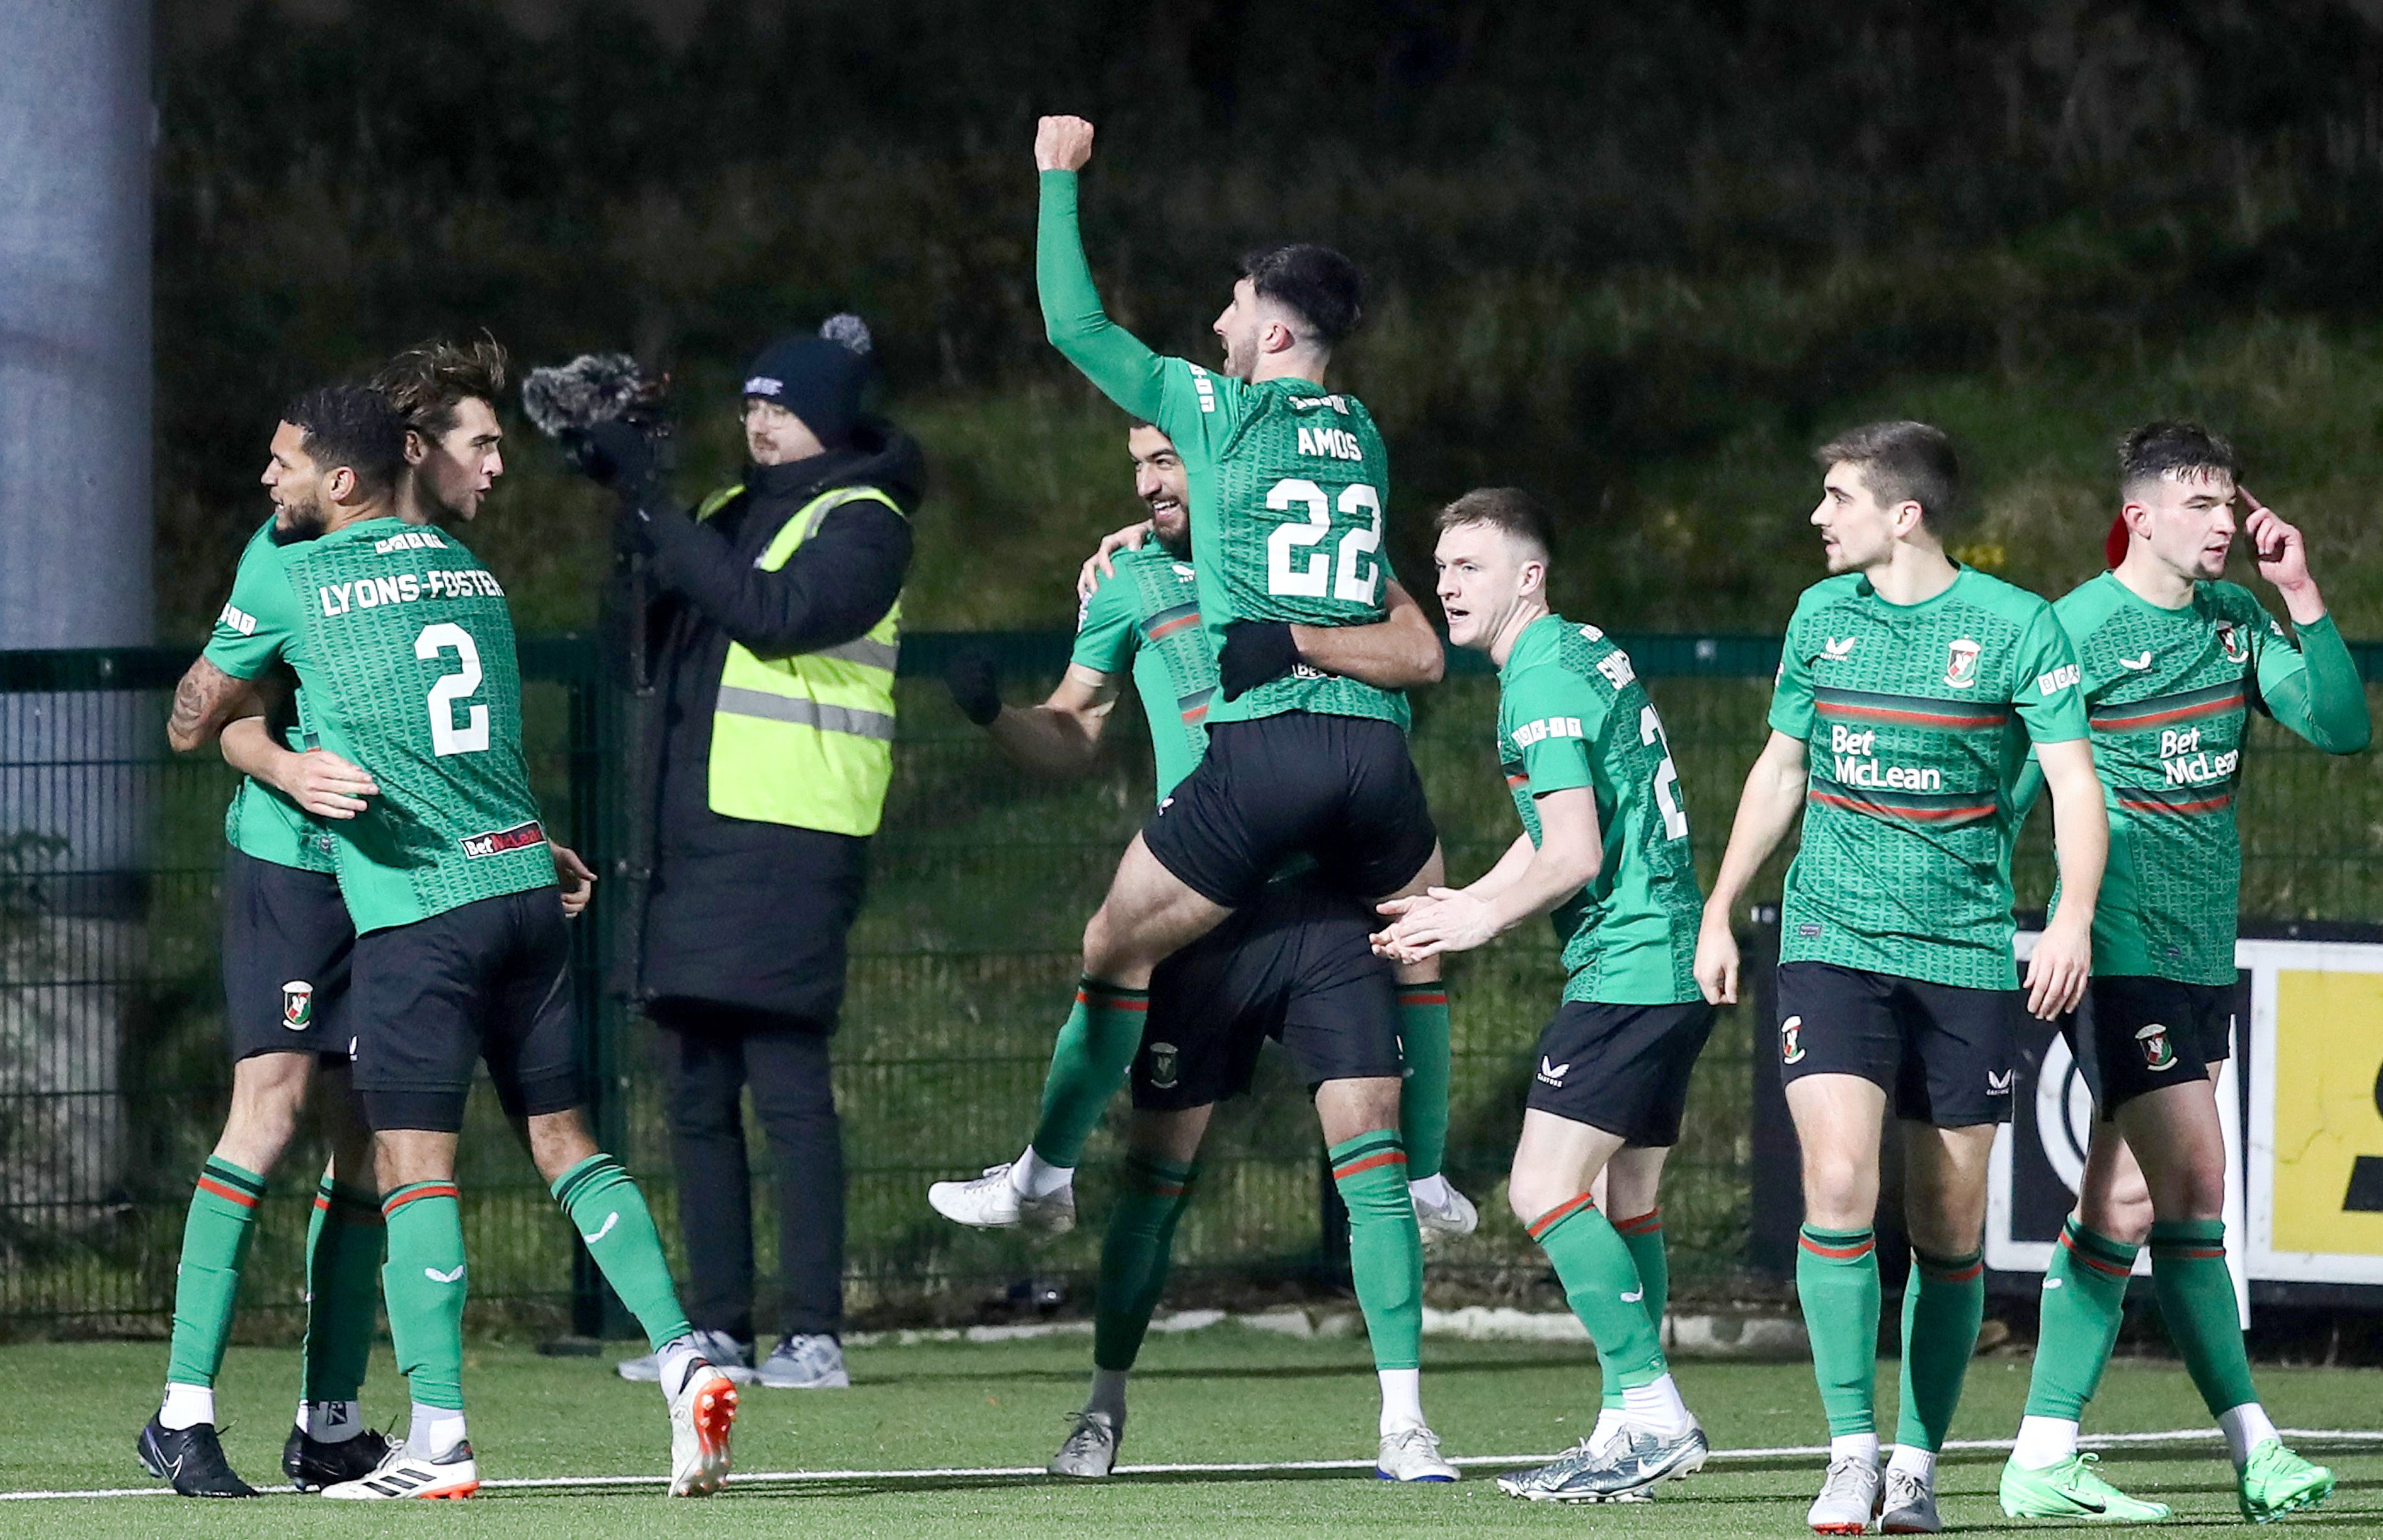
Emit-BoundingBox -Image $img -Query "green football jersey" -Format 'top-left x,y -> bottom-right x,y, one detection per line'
1038,169 -> 1407,731
1071,542 -> 1217,801
202,516 -> 553,933
2045,572 -> 2370,984
1498,615 -> 1704,1005
213,520 -> 336,875
1769,566 -> 2088,990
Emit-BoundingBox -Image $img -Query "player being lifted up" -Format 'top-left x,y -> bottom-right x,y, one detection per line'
1997,423 -> 2363,1526
1014,115 -> 1459,1239
936,421 -> 1458,1481
171,387 -> 736,1500
1374,490 -> 1712,1502
1694,423 -> 2110,1536
929,421 -> 1470,1243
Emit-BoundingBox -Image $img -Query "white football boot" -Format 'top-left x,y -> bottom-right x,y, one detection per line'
668,1364 -> 739,1497
927,1163 -> 1077,1235
321,1439 -> 479,1500
1376,1424 -> 1460,1483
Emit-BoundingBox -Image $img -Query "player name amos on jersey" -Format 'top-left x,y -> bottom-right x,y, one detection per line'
1296,424 -> 1364,461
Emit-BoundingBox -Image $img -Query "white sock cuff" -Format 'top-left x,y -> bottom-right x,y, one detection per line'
159,1383 -> 215,1432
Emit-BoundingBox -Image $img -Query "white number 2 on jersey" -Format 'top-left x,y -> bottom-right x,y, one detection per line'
1264,479 -> 1382,604
416,622 -> 489,756
1640,705 -> 1688,840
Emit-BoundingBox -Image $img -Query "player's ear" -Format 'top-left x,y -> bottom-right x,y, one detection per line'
323,464 -> 356,503
404,428 -> 429,467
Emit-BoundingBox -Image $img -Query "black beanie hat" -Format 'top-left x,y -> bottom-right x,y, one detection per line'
742,314 -> 874,447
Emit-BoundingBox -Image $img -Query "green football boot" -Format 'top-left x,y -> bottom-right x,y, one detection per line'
1997,1452 -> 2172,1522
2237,1439 -> 2333,1524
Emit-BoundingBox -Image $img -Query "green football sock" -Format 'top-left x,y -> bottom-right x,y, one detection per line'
1029,979 -> 1149,1168
1532,1193 -> 1668,1394
1331,1132 -> 1424,1372
551,1154 -> 693,1353
380,1181 -> 467,1413
301,1173 -> 385,1403
165,1158 -> 267,1389
1395,986 -> 1451,1182
2021,1218 -> 2138,1421
1092,1153 -> 1198,1372
1603,1207 -> 1669,1410
2149,1219 -> 2258,1418
1797,1224 -> 1881,1436
1895,1246 -> 1984,1454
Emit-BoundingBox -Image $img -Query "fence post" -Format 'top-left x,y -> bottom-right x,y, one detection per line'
565,643 -> 634,1338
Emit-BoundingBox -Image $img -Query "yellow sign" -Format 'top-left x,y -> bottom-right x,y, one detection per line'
2270,970 -> 2383,1257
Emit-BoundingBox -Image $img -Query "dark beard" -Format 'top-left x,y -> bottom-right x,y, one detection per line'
271,496 -> 329,543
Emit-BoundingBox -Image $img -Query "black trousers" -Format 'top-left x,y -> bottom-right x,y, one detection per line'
655,1009 -> 845,1341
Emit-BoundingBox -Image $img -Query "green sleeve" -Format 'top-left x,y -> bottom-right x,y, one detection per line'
1766,616 -> 1815,741
1509,662 -> 1603,795
1069,565 -> 1138,676
200,533 -> 306,680
2255,610 -> 2372,754
2012,606 -> 2088,744
2009,751 -> 2046,823
1037,171 -> 1169,419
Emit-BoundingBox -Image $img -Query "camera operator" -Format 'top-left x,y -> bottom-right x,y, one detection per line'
571,319 -> 922,1391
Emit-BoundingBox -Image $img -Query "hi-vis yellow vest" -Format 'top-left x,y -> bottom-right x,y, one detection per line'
702,482 -> 903,837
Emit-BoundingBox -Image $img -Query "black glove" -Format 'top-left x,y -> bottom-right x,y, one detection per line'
560,419 -> 658,493
1218,620 -> 1300,701
944,647 -> 1003,726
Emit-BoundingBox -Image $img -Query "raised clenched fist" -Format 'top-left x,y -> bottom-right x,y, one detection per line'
1035,115 -> 1095,173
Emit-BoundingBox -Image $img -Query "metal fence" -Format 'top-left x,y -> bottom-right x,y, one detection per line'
3,634 -> 2379,1338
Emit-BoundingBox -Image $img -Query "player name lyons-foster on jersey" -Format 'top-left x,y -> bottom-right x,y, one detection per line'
1770,567 -> 2088,991
1498,615 -> 1704,1005
203,516 -> 555,934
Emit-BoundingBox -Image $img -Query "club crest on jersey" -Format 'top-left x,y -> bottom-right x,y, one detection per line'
1146,1042 -> 1180,1090
460,819 -> 546,858
1943,637 -> 1982,688
2137,1022 -> 2179,1071
282,980 -> 314,1030
2215,620 -> 2249,663
1780,1015 -> 1805,1064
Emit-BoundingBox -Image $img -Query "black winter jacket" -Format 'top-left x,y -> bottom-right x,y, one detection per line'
632,419 -> 923,1028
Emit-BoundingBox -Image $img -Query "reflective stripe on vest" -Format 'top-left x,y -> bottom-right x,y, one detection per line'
704,483 -> 905,836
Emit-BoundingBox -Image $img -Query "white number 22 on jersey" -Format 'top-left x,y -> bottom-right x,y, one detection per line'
1640,705 -> 1688,840
416,622 -> 489,756
1265,479 -> 1382,604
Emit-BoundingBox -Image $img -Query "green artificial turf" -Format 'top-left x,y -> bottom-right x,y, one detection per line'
1,1327 -> 2374,1537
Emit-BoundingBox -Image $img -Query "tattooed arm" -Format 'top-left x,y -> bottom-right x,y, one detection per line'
167,656 -> 263,753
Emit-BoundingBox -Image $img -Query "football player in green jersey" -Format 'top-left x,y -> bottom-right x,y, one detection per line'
140,344 -> 523,1498
1694,422 -> 2110,1535
1028,117 -> 1454,1238
1374,489 -> 1711,1502
1998,423 -> 2363,1526
171,389 -> 738,1500
935,422 -> 1462,1480
931,421 -> 1472,1246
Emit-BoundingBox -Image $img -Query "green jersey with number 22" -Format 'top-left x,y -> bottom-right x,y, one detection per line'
202,516 -> 552,933
1038,169 -> 1406,730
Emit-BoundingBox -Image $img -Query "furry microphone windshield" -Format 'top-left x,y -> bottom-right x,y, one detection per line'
520,352 -> 660,438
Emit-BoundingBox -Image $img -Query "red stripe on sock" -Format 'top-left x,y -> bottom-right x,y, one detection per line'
2154,1245 -> 2226,1261
382,1183 -> 460,1216
1528,1192 -> 1597,1240
1398,991 -> 1447,1007
1799,1234 -> 1874,1261
197,1177 -> 261,1209
313,1195 -> 331,1212
1077,990 -> 1149,1012
1924,1259 -> 1985,1284
1612,1208 -> 1662,1235
2060,1231 -> 2135,1277
1332,1149 -> 1409,1182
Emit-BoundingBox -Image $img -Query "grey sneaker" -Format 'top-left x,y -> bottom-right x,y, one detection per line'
1048,1409 -> 1121,1478
1374,1424 -> 1459,1483
758,1333 -> 849,1389
1807,1454 -> 1883,1535
1880,1466 -> 1941,1534
1497,1418 -> 1706,1502
617,1327 -> 755,1384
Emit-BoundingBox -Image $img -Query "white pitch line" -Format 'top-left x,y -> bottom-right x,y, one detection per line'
10,1427 -> 2379,1502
